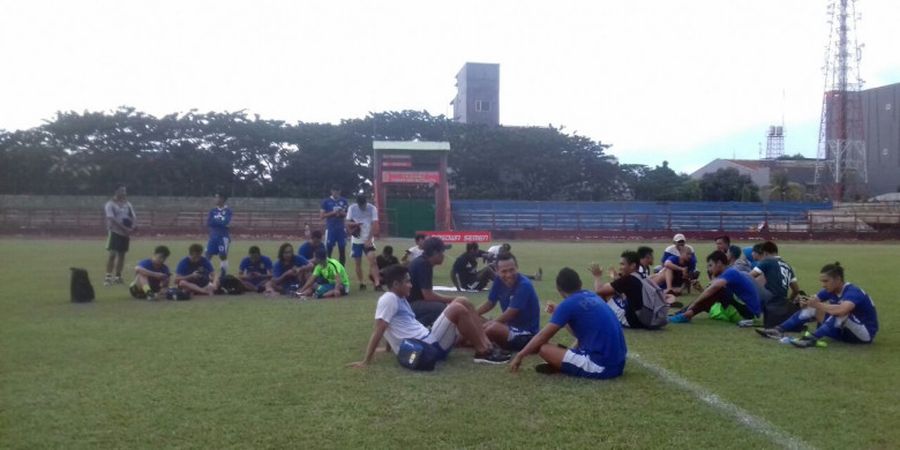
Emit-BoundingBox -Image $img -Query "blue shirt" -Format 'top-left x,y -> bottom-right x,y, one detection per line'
817,283 -> 878,335
273,255 -> 310,283
207,206 -> 232,237
487,273 -> 541,334
742,247 -> 759,269
175,256 -> 214,285
719,268 -> 761,315
137,258 -> 169,290
549,290 -> 627,367
298,241 -> 327,260
321,196 -> 349,231
662,251 -> 696,272
240,255 -> 272,282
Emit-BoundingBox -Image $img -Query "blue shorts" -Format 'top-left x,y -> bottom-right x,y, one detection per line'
816,315 -> 875,343
206,235 -> 230,257
325,228 -> 346,248
351,243 -> 376,258
560,348 -> 624,380
315,283 -> 349,298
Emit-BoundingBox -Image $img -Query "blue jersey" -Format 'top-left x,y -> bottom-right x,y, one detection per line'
207,206 -> 232,237
719,268 -> 761,315
549,290 -> 627,367
298,241 -> 327,261
817,283 -> 878,336
273,255 -> 310,280
240,255 -> 272,278
487,273 -> 541,334
321,197 -> 349,231
137,258 -> 169,290
176,256 -> 214,285
742,247 -> 759,269
662,250 -> 696,272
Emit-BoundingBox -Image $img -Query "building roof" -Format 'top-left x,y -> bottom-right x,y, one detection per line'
372,141 -> 451,152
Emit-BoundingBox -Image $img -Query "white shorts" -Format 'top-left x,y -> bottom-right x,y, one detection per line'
606,296 -> 631,328
423,312 -> 459,353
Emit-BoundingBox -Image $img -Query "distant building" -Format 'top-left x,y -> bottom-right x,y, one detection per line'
451,63 -> 499,126
691,158 -> 819,197
859,82 -> 900,196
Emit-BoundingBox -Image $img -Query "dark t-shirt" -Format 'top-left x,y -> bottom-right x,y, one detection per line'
408,256 -> 433,302
610,274 -> 645,328
452,253 -> 478,284
376,255 -> 399,270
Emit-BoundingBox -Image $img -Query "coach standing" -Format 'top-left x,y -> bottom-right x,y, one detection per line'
103,185 -> 136,286
320,186 -> 349,266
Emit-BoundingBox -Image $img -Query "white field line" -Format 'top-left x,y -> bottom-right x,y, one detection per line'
628,353 -> 815,450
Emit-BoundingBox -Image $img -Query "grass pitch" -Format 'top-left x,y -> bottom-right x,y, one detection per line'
1,238 -> 897,449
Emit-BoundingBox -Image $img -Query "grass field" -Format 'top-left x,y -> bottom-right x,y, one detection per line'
1,237 -> 897,449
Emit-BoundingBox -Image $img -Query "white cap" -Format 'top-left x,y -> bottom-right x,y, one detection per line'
672,233 -> 686,243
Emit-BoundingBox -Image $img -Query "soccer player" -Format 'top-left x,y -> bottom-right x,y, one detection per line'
320,186 -> 350,266
267,243 -> 313,295
742,246 -> 761,270
346,194 -> 380,291
637,246 -> 654,277
299,249 -> 351,298
756,262 -> 879,347
750,241 -> 800,328
298,230 -> 327,261
509,268 -> 627,380
373,246 -> 399,291
669,251 -> 761,325
129,245 -> 171,301
659,244 -> 697,295
238,246 -> 273,293
206,193 -> 232,278
451,243 -> 495,292
408,237 -> 457,327
477,252 -> 541,351
104,185 -> 136,286
174,243 -> 219,296
348,264 -> 511,369
401,233 -> 427,265
716,235 -> 751,272
594,250 -> 674,329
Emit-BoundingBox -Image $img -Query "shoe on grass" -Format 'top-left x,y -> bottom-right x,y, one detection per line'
473,347 -> 511,365
535,363 -> 559,375
359,284 -> 367,291
790,335 -> 827,348
535,268 -> 543,281
669,313 -> 691,323
755,328 -> 784,339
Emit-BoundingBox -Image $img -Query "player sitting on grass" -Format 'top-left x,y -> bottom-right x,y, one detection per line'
593,250 -> 675,329
510,268 -> 627,380
129,245 -> 171,300
407,237 -> 457,327
669,251 -> 761,325
298,230 -> 326,261
401,233 -> 427,265
348,264 -> 512,368
637,246 -> 654,276
238,246 -> 273,293
451,242 -> 495,292
756,262 -> 879,348
372,246 -> 399,291
476,252 -> 541,351
750,241 -> 800,328
659,244 -> 699,295
174,243 -> 219,296
299,249 -> 350,298
267,243 -> 313,295
206,193 -> 232,278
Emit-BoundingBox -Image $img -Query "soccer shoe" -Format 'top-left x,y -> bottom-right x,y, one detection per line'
473,347 -> 512,365
755,328 -> 784,339
103,275 -> 113,287
535,363 -> 560,375
535,267 -> 543,281
113,276 -> 124,285
145,292 -> 158,301
737,318 -> 762,328
790,334 -> 827,348
668,313 -> 691,323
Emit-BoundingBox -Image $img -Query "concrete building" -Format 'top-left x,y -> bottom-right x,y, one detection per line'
860,82 -> 900,196
691,158 -> 819,198
451,63 -> 499,126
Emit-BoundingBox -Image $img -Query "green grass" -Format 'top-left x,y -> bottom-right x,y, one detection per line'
1,238 -> 898,449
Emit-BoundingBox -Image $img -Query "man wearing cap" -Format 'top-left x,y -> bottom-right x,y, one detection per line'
659,233 -> 700,295
408,237 -> 457,327
320,186 -> 350,266
346,194 -> 380,291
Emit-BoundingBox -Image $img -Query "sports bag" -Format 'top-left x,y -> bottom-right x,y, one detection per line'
70,268 -> 95,303
396,338 -> 440,371
165,287 -> 192,301
632,272 -> 668,329
220,275 -> 245,295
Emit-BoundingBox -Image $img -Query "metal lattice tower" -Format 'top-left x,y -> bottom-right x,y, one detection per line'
765,125 -> 785,160
814,0 -> 867,201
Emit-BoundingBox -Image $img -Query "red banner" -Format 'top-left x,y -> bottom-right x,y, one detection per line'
419,231 -> 492,243
381,160 -> 413,168
382,171 -> 440,184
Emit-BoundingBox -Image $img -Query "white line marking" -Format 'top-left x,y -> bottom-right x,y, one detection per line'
629,353 -> 814,450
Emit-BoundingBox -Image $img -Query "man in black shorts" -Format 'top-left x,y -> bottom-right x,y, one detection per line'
451,243 -> 495,292
594,250 -> 674,328
408,237 -> 458,327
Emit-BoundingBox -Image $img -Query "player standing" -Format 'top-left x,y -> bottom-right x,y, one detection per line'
346,194 -> 380,291
104,185 -> 136,286
206,193 -> 232,278
320,186 -> 349,266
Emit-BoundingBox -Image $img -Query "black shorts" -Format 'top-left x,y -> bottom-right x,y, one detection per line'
107,232 -> 130,253
502,327 -> 535,351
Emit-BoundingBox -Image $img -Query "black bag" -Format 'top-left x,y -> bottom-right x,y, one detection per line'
396,338 -> 440,371
220,275 -> 245,295
165,287 -> 192,301
70,268 -> 95,303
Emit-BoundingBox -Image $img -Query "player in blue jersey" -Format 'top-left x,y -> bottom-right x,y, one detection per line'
669,251 -> 762,325
477,252 -> 542,351
206,193 -> 233,278
129,245 -> 171,301
298,230 -> 327,261
320,186 -> 350,266
266,242 -> 314,296
175,243 -> 219,296
756,262 -> 879,347
510,268 -> 627,380
238,246 -> 273,293
659,234 -> 700,295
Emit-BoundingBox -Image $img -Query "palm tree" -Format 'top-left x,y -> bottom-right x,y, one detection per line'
768,171 -> 805,201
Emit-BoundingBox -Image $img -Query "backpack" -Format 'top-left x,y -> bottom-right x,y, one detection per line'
396,338 -> 441,371
632,273 -> 668,329
220,275 -> 245,295
70,268 -> 95,303
165,288 -> 192,301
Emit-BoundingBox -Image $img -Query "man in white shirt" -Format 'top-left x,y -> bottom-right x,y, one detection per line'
103,185 -> 137,286
347,194 -> 380,291
401,233 -> 427,265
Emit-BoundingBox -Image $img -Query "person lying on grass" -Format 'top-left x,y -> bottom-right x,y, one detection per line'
756,262 -> 879,348
668,251 -> 762,326
509,268 -> 627,380
174,243 -> 219,296
475,252 -> 542,351
129,245 -> 171,301
348,264 -> 511,369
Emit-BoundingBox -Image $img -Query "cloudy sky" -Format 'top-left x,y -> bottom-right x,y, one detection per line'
1,0 -> 898,173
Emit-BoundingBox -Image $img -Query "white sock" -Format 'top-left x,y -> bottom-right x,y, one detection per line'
220,260 -> 229,275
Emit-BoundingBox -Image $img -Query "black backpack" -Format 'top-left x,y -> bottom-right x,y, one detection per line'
220,275 -> 245,295
70,268 -> 95,303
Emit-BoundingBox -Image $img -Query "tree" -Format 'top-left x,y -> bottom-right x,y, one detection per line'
766,171 -> 806,201
698,168 -> 760,202
622,161 -> 699,201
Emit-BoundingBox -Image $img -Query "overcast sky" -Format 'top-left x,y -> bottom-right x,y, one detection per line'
1,0 -> 898,173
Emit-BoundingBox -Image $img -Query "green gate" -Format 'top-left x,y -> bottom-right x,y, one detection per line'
387,199 -> 435,238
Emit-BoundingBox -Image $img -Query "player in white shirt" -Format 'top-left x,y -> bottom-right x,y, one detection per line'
402,233 -> 427,265
347,194 -> 380,291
